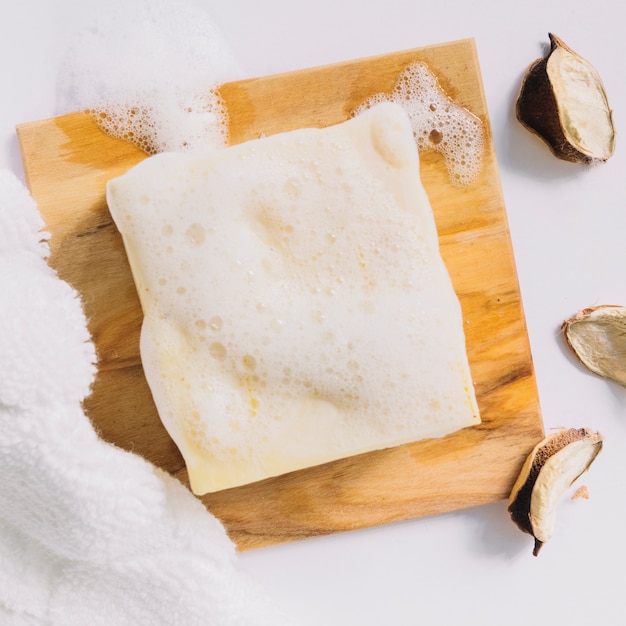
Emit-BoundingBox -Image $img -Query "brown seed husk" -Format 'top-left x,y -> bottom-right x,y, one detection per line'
562,305 -> 626,387
516,33 -> 616,163
508,427 -> 603,556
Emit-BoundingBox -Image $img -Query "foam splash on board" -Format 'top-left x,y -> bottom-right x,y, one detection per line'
354,62 -> 484,186
58,0 -> 243,154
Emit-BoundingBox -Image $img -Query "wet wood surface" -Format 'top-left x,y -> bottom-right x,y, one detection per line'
17,38 -> 543,550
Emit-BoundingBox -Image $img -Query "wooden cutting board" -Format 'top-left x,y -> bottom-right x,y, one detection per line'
17,38 -> 543,551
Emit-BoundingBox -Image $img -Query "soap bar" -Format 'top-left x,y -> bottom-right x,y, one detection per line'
106,102 -> 480,495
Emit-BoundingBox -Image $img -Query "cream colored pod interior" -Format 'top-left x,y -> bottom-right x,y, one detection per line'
106,102 -> 480,495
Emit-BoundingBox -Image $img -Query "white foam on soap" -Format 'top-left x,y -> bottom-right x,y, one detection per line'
58,0 -> 243,154
106,103 -> 480,494
354,62 -> 484,186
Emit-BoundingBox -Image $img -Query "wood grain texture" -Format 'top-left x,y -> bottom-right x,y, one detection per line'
17,39 -> 543,551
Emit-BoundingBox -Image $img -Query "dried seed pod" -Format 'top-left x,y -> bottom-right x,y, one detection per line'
508,427 -> 603,556
516,33 -> 616,163
562,305 -> 626,387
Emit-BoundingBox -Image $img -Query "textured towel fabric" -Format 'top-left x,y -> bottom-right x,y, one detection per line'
0,169 -> 293,625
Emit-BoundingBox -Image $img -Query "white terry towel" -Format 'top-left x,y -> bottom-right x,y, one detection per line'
0,169 -> 295,625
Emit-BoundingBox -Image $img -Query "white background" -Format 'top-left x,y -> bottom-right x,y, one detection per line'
2,1 -> 625,624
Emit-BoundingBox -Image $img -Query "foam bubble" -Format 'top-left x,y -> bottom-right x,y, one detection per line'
354,62 -> 484,186
58,0 -> 243,154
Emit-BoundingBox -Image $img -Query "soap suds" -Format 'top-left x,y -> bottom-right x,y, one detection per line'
354,62 -> 484,186
58,0 -> 243,154
106,103 -> 480,494
57,2 -> 483,180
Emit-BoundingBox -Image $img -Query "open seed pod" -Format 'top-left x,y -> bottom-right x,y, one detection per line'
508,427 -> 603,556
516,33 -> 616,163
562,305 -> 626,387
